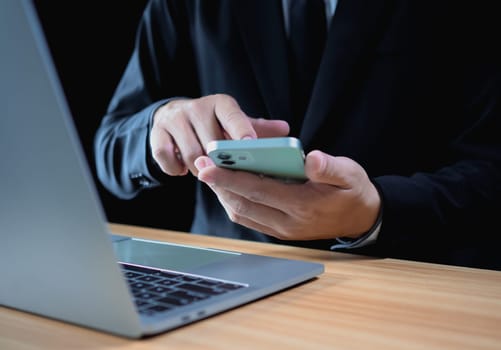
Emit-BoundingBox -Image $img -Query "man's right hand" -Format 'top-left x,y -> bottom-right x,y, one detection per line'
150,94 -> 290,176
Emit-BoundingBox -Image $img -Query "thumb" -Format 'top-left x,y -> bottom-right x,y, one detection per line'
250,118 -> 290,138
305,150 -> 362,189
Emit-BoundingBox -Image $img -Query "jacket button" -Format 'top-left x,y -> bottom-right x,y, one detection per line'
130,173 -> 151,188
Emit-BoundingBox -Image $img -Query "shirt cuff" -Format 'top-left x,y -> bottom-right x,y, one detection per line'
330,207 -> 383,250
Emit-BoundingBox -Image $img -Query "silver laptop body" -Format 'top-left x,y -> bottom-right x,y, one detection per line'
0,0 -> 324,338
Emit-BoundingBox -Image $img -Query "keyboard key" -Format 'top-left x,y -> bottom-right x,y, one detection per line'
119,262 -> 247,317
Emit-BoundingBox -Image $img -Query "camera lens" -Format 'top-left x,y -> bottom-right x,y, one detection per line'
217,152 -> 232,160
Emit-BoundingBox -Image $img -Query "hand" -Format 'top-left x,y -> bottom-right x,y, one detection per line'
194,150 -> 381,240
150,94 -> 290,176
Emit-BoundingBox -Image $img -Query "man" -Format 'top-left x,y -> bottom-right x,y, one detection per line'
94,0 -> 501,269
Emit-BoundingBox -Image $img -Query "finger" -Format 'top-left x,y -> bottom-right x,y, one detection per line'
214,94 -> 258,140
161,110 -> 207,176
175,132 -> 205,176
195,156 -> 300,211
150,126 -> 187,176
224,212 -> 287,240
249,118 -> 290,138
194,155 -> 215,173
200,173 -> 289,239
219,191 -> 285,234
187,97 -> 227,152
223,205 -> 293,240
305,150 -> 361,189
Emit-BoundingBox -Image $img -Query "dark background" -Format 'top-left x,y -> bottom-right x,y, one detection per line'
34,1 -> 196,232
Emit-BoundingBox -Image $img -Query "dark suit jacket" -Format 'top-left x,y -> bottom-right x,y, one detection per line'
94,0 -> 501,269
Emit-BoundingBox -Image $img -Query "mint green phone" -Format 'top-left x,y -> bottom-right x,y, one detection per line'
206,137 -> 307,182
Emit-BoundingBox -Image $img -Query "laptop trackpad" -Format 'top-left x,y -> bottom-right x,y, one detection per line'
113,238 -> 238,272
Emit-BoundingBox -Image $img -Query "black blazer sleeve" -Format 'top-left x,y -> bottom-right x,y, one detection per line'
94,0 -> 197,199
362,3 -> 501,265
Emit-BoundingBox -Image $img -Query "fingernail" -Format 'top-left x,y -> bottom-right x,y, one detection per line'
194,157 -> 209,171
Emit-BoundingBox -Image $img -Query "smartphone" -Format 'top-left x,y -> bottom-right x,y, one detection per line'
206,137 -> 307,183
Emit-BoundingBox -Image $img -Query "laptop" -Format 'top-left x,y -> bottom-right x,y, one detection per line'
0,0 -> 324,339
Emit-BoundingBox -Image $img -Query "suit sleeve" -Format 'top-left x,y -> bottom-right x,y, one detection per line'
369,5 -> 501,265
93,0 -> 198,199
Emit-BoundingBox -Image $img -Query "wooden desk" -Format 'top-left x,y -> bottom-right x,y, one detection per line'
2,223 -> 501,349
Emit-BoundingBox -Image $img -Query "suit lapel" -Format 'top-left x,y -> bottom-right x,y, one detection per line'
232,0 -> 396,145
233,1 -> 291,121
300,0 -> 397,147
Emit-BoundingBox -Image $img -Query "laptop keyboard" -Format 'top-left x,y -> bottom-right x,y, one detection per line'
120,263 -> 246,316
